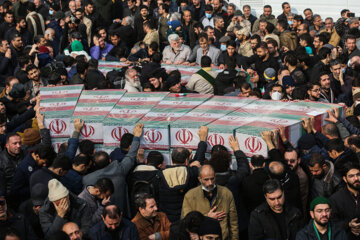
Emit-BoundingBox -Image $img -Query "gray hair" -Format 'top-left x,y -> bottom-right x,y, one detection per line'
287,12 -> 295,17
168,33 -> 180,43
171,12 -> 181,21
313,14 -> 321,21
124,16 -> 134,26
214,15 -> 223,24
325,17 -> 333,22
125,68 -> 137,80
44,28 -> 54,36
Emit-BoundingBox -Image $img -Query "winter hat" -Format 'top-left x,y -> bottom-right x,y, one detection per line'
297,133 -> 317,150
282,75 -> 296,88
22,128 -> 41,146
310,196 -> 331,211
264,68 -> 276,81
9,83 -> 26,99
168,20 -> 181,30
48,179 -> 69,202
71,40 -> 84,52
199,217 -> 222,237
164,75 -> 180,90
31,183 -> 48,206
219,35 -> 231,44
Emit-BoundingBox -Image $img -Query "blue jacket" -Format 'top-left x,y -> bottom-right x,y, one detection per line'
89,218 -> 140,240
10,153 -> 39,202
109,148 -> 128,162
60,169 -> 83,195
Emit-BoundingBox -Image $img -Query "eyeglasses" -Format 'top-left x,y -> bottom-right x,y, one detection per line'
0,199 -> 6,206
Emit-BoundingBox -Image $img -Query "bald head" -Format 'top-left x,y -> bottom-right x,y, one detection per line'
322,123 -> 340,139
198,164 -> 216,191
62,222 -> 82,240
269,161 -> 284,175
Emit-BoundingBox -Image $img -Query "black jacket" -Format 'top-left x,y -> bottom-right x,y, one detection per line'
248,202 -> 304,240
0,149 -> 25,195
213,69 -> 238,96
29,167 -> 59,194
85,69 -> 106,90
330,187 -> 360,240
0,210 -> 38,240
0,52 -> 17,86
296,220 -> 348,240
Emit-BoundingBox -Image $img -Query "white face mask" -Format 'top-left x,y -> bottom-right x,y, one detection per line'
271,91 -> 282,101
202,184 -> 216,192
355,101 -> 360,106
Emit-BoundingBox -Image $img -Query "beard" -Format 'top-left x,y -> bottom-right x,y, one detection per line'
348,181 -> 360,191
129,79 -> 141,88
202,184 -> 216,192
315,217 -> 329,227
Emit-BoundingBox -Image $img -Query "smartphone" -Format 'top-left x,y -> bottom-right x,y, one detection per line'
348,13 -> 355,18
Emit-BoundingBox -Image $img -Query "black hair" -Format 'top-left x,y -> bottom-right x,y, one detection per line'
209,150 -> 230,172
325,138 -> 345,153
34,145 -> 56,163
171,147 -> 190,164
26,64 -> 38,73
205,4 -> 213,11
6,133 -> 20,143
34,35 -> 44,44
88,58 -> 98,69
63,56 -> 75,67
314,33 -> 328,45
265,22 -> 275,33
149,42 -> 159,52
263,179 -> 283,195
308,153 -> 325,167
291,86 -> 307,100
76,61 -> 89,75
120,133 -> 134,150
322,123 -> 340,138
200,55 -> 212,68
135,192 -> 154,209
147,151 -> 164,167
48,72 -> 61,85
73,154 -> 92,166
281,2 -> 289,9
26,2 -> 36,12
94,178 -> 114,194
251,155 -> 265,167
93,151 -> 110,169
277,19 -> 288,30
79,140 -> 95,156
285,52 -> 297,66
102,205 -> 121,218
318,47 -> 331,60
51,155 -> 72,171
151,52 -> 162,64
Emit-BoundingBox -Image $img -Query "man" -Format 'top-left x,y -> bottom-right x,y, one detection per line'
198,217 -> 222,240
296,196 -> 347,239
329,59 -> 352,100
201,4 -> 214,28
83,123 -> 143,218
248,179 -> 303,240
243,5 -> 257,27
252,5 -> 277,33
307,153 -> 341,199
303,8 -> 314,27
124,68 -> 142,92
74,8 -> 92,47
343,35 -> 360,61
276,19 -> 297,51
10,144 -> 56,203
310,14 -> 324,35
132,193 -> 171,239
318,72 -> 335,103
213,16 -> 225,45
90,34 -> 113,60
89,204 -> 140,239
142,21 -> 159,46
34,0 -> 48,20
158,4 -> 170,47
330,162 -> 360,239
187,56 -> 218,94
322,17 -> 340,47
284,148 -> 309,214
78,177 -> 113,225
0,133 -> 24,195
5,17 -> 32,47
62,222 -> 83,240
277,2 -> 291,22
0,39 -> 16,85
26,2 -> 45,38
10,33 -> 24,59
195,34 -> 220,66
158,126 -> 206,222
311,47 -> 331,82
162,34 -> 191,65
134,5 -> 153,42
39,179 -> 92,238
284,52 -> 306,85
24,64 -> 48,98
0,12 -> 14,40
84,0 -> 103,34
313,34 -> 326,55
181,164 -> 238,239
326,138 -> 358,171
70,61 -> 88,85
29,154 -> 72,192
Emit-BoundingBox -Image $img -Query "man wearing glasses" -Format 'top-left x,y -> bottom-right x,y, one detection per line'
306,82 -> 322,101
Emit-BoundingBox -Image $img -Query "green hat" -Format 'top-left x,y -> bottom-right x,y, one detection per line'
310,196 -> 331,211
71,40 -> 83,52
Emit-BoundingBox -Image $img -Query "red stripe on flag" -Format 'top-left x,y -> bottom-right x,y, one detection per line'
72,111 -> 110,116
41,94 -> 81,99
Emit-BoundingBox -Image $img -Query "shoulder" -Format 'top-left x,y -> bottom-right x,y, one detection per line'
185,185 -> 202,197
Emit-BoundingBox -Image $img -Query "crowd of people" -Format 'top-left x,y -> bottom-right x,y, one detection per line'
1,0 -> 360,239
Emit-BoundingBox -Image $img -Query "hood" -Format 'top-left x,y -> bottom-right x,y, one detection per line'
162,166 -> 188,188
323,160 -> 335,182
283,30 -> 297,39
133,165 -> 157,172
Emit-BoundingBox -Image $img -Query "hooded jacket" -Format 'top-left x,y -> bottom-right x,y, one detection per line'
279,30 -> 298,51
252,14 -> 278,33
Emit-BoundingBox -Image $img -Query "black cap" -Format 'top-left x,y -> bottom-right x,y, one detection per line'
199,217 -> 222,237
31,183 -> 48,206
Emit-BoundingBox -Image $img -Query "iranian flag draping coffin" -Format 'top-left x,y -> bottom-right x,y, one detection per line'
103,92 -> 169,147
139,93 -> 212,149
97,61 -> 130,75
41,85 -> 84,138
170,96 -> 255,149
69,89 -> 126,143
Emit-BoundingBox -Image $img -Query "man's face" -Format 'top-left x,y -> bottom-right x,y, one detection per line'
350,20 -> 360,29
169,82 -> 181,93
265,189 -> 284,213
270,86 -> 283,96
0,40 -> 9,53
6,78 -> 19,95
297,24 -> 307,36
28,68 -> 40,82
18,19 -> 26,29
99,29 -> 106,39
103,215 -> 121,231
199,39 -> 208,50
193,0 -> 200,6
34,0 -> 41,7
250,39 -> 258,49
263,7 -> 272,17
63,223 -> 83,240
284,150 -> 299,170
0,102 -> 6,115
212,0 -> 220,11
304,10 -> 313,21
313,36 -> 322,49
39,37 -> 47,46
241,87 -> 251,97
140,8 -> 148,17
346,38 -> 356,51
227,45 -> 235,56
206,28 -> 215,38
34,154 -> 48,167
69,1 -> 76,12
309,163 -> 324,179
216,18 -> 224,28
139,198 -> 158,218
256,47 -> 267,59
4,13 -> 13,23
170,40 -> 181,50
183,10 -> 191,22
0,123 -> 6,135
227,6 -> 234,16
320,74 -> 331,89
311,204 -> 331,227
12,37 -> 23,49
285,85 -> 295,96
75,11 -> 83,20
6,135 -> 21,156
0,197 -> 7,218
259,22 -> 267,32
98,38 -> 105,48
314,16 -> 322,27
330,64 -> 341,79
325,19 -> 333,29
110,35 -> 120,46
149,77 -> 161,89
243,7 -> 250,17
283,4 -> 290,14
53,195 -> 69,207
345,168 -> 360,191
267,43 -> 277,55
199,167 -> 216,191
85,4 -> 94,14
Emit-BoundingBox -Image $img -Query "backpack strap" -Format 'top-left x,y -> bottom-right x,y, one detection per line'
196,69 -> 215,86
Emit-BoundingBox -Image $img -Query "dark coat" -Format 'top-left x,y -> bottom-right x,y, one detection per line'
0,210 -> 38,240
248,202 -> 304,240
29,167 -> 59,194
85,69 -> 106,90
60,169 -> 83,195
0,149 -> 25,195
109,147 -> 128,162
0,52 -> 17,86
295,220 -> 348,240
89,217 -> 140,240
39,193 -> 92,238
18,199 -> 44,239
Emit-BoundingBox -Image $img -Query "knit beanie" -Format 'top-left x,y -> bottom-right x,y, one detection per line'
310,196 -> 331,211
199,217 -> 222,237
71,40 -> 84,52
48,179 -> 69,202
22,128 -> 41,146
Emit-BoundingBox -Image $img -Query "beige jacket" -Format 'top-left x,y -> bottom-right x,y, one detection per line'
238,40 -> 253,57
186,67 -> 218,94
181,185 -> 239,240
83,17 -> 92,47
143,29 -> 160,46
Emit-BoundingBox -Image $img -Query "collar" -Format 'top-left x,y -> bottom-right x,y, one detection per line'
202,67 -> 212,71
